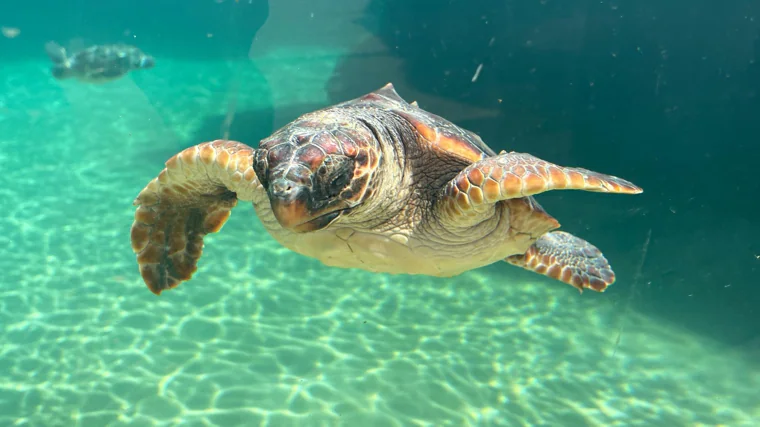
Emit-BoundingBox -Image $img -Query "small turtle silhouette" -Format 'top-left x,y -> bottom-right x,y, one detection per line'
44,41 -> 155,83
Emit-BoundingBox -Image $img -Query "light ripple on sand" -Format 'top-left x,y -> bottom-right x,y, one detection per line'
0,59 -> 757,427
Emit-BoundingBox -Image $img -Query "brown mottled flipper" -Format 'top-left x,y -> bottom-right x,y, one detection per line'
438,151 -> 642,222
506,231 -> 616,292
130,140 -> 261,295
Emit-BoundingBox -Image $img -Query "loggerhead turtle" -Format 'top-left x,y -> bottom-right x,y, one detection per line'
44,41 -> 155,83
130,83 -> 642,296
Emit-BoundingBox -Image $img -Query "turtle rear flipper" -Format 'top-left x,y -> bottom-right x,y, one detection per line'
434,150 -> 641,290
130,140 -> 262,295
506,231 -> 615,292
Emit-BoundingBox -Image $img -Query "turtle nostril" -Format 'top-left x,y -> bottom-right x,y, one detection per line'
270,178 -> 302,200
273,181 -> 290,192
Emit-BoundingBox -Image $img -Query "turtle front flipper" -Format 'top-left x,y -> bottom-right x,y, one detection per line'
44,41 -> 74,79
436,151 -> 642,227
505,231 -> 615,292
44,41 -> 67,64
130,140 -> 262,295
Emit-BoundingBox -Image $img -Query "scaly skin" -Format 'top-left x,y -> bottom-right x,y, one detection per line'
130,140 -> 264,295
506,231 -> 617,293
438,150 -> 642,223
435,150 -> 642,291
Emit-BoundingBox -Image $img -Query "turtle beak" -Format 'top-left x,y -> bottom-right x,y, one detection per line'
269,178 -> 311,230
268,177 -> 345,233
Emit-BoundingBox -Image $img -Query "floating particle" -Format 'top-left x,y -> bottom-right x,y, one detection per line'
1,27 -> 20,38
471,63 -> 483,82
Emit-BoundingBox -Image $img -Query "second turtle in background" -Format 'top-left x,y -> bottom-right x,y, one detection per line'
44,41 -> 155,83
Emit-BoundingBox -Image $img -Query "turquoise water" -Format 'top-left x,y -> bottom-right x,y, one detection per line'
2,1 -> 760,426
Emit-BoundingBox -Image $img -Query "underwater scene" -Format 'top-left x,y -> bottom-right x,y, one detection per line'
0,0 -> 758,426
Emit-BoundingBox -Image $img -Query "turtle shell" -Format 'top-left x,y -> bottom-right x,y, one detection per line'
338,83 -> 497,164
72,44 -> 152,82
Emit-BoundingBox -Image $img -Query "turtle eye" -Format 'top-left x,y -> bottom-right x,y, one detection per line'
318,155 -> 353,198
253,149 -> 269,188
328,172 -> 349,194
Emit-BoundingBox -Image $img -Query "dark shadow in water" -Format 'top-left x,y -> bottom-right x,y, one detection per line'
324,0 -> 760,348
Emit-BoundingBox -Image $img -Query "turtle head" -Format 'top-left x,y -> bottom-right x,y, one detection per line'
135,54 -> 155,69
253,116 -> 381,233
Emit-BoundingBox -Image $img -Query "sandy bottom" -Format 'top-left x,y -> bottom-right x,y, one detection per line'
0,54 -> 758,427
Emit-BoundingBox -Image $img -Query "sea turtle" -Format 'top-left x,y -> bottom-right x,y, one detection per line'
44,41 -> 155,83
130,83 -> 642,296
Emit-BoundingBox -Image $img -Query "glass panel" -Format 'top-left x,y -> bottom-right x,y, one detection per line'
1,0 -> 757,425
